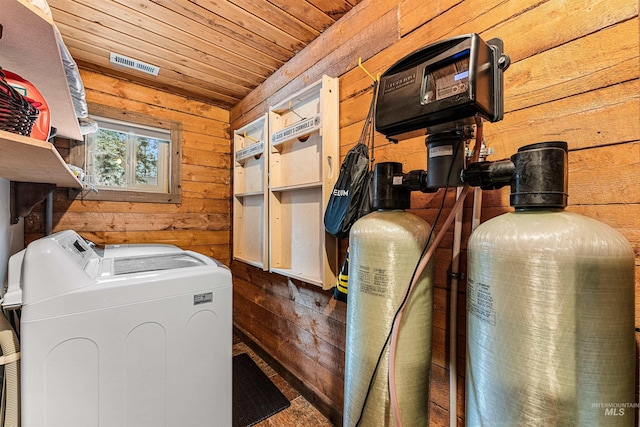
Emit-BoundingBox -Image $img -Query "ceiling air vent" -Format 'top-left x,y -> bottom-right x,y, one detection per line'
109,53 -> 160,76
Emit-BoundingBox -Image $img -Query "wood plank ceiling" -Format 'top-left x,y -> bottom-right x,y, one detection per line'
47,0 -> 362,108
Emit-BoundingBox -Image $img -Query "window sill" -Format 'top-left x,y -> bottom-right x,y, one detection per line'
68,187 -> 181,204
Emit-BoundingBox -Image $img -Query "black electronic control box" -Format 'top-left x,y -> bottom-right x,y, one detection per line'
375,34 -> 508,140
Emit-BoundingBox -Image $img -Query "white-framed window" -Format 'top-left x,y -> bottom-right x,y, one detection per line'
70,105 -> 182,204
86,116 -> 170,193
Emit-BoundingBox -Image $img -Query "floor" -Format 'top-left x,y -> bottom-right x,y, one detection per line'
232,335 -> 333,426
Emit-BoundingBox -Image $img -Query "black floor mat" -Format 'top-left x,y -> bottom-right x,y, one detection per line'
233,352 -> 291,427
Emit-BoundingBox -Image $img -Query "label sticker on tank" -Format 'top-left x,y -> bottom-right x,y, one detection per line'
429,145 -> 454,158
467,278 -> 496,326
194,292 -> 213,305
358,265 -> 391,297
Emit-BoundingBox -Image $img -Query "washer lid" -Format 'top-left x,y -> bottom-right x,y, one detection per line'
113,253 -> 206,275
103,243 -> 183,258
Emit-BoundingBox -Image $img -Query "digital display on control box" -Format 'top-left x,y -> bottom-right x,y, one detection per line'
422,55 -> 470,105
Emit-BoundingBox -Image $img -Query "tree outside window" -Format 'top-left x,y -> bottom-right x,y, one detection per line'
71,106 -> 181,204
86,117 -> 169,193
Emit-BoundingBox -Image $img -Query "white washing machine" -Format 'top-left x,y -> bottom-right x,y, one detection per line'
3,230 -> 232,427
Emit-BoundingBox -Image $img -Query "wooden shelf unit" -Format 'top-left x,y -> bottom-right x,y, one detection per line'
0,0 -> 82,185
0,130 -> 81,187
0,0 -> 83,224
268,75 -> 339,289
1,0 -> 83,141
233,114 -> 269,270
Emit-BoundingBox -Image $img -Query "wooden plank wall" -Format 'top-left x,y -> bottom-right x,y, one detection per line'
231,0 -> 639,425
25,69 -> 232,264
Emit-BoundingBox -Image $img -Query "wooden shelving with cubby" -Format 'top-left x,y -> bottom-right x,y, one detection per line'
233,114 -> 269,270
268,75 -> 339,289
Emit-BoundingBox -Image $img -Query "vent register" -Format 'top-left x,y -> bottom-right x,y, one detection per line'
109,53 -> 160,76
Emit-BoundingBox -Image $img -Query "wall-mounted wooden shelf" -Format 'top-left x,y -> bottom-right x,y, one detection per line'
0,0 -> 84,224
233,114 -> 269,270
268,75 -> 339,289
0,130 -> 81,224
0,130 -> 81,188
1,0 -> 82,141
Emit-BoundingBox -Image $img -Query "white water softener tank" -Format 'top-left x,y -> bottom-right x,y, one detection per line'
466,142 -> 635,426
344,162 -> 434,427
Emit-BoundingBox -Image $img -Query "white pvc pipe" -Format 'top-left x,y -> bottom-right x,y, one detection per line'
388,185 -> 470,427
472,186 -> 483,232
449,186 -> 464,427
389,123 -> 483,427
450,185 -> 483,427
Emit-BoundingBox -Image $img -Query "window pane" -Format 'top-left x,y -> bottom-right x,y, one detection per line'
135,137 -> 160,186
92,129 -> 127,187
84,114 -> 175,199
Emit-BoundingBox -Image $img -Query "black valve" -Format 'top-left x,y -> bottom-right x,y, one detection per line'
401,170 -> 436,193
463,160 -> 514,190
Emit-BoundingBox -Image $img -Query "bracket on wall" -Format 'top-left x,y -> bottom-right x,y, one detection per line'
10,182 -> 56,224
358,57 -> 379,82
